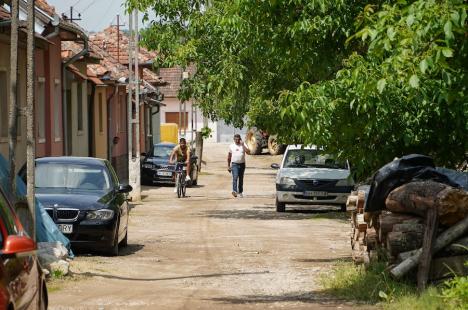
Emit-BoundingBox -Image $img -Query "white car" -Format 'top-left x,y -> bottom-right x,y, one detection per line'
272,145 -> 354,212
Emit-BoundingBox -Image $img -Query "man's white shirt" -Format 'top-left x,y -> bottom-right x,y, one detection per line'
229,143 -> 247,164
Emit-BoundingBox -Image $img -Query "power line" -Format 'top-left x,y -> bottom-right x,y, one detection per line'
72,0 -> 85,7
92,0 -> 116,30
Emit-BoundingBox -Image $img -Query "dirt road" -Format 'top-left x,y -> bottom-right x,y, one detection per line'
49,143 -> 361,309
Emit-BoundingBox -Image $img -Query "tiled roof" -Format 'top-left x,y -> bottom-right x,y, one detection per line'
90,26 -> 156,66
0,6 -> 9,21
143,68 -> 165,85
158,65 -> 196,98
36,0 -> 56,16
87,41 -> 130,81
61,41 -> 101,62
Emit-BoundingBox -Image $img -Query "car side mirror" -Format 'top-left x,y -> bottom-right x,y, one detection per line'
271,163 -> 280,169
1,235 -> 36,257
117,184 -> 133,193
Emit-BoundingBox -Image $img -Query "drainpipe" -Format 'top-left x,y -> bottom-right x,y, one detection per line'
62,26 -> 88,155
107,84 -> 118,161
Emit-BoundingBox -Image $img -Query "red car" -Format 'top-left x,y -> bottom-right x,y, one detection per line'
0,187 -> 48,310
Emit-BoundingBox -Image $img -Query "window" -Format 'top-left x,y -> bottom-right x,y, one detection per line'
284,149 -> 347,169
77,83 -> 83,131
37,77 -> 46,142
0,190 -> 19,236
165,112 -> 188,130
54,79 -> 61,140
99,93 -> 104,133
0,70 -> 7,137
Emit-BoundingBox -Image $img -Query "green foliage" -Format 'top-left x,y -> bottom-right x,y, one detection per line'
319,261 -> 415,303
127,0 -> 468,178
441,275 -> 468,309
200,126 -> 212,139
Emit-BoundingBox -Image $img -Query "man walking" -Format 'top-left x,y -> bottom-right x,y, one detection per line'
228,134 -> 251,197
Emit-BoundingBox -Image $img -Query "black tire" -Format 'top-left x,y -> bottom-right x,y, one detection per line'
276,199 -> 286,212
107,223 -> 120,256
119,230 -> 128,247
177,175 -> 182,198
39,282 -> 47,310
181,176 -> 187,197
245,129 -> 263,155
268,135 -> 286,155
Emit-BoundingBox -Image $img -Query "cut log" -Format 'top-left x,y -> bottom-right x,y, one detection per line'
443,236 -> 468,255
347,195 -> 358,211
365,229 -> 378,250
386,181 -> 468,226
357,213 -> 367,232
417,207 -> 438,292
357,191 -> 365,213
378,212 -> 422,244
430,255 -> 468,280
390,215 -> 468,279
392,223 -> 425,233
387,231 -> 423,256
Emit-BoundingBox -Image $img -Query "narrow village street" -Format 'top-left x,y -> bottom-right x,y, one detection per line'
48,143 -> 364,309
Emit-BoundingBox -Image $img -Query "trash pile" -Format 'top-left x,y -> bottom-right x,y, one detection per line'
348,154 -> 468,289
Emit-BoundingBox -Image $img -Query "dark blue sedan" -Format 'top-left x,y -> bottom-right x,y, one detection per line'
31,157 -> 132,256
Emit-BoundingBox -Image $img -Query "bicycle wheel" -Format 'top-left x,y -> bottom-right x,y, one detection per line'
181,172 -> 187,197
177,173 -> 182,198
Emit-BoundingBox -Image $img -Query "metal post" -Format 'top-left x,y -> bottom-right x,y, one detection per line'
8,0 -> 19,197
26,0 -> 36,240
133,10 -> 141,200
127,12 -> 133,183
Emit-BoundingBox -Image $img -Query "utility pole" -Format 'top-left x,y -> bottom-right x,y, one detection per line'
26,0 -> 36,240
63,6 -> 81,23
111,15 -> 125,63
8,0 -> 19,197
127,10 -> 141,201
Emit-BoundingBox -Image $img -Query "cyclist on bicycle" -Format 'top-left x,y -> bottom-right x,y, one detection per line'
169,138 -> 191,192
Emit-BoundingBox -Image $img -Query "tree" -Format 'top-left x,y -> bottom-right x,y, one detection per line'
127,0 -> 467,178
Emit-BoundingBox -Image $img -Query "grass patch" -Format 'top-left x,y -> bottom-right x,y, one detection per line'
320,260 -> 468,309
319,261 -> 415,303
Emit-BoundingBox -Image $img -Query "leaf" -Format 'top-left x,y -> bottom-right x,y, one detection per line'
409,74 -> 419,88
377,78 -> 386,94
444,21 -> 453,40
419,59 -> 428,74
387,27 -> 395,40
442,47 -> 453,58
406,14 -> 415,26
379,291 -> 388,300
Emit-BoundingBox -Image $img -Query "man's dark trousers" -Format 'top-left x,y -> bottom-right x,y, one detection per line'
232,162 -> 245,193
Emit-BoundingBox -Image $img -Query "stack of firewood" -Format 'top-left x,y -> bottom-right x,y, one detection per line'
348,180 -> 468,289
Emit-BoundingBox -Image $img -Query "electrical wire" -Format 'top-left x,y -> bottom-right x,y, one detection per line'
92,0 -> 118,30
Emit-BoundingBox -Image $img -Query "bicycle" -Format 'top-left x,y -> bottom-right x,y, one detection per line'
174,162 -> 187,198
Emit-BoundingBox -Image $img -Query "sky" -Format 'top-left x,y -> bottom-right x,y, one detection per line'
46,0 -> 154,32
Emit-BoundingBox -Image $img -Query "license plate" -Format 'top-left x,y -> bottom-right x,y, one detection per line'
57,224 -> 73,234
304,191 -> 328,197
157,171 -> 172,177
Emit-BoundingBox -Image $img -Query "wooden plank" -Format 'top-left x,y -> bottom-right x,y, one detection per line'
417,207 -> 438,292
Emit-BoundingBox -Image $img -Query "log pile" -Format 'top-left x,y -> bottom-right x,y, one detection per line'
348,180 -> 468,289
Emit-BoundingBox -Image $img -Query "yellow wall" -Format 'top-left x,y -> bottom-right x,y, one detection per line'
93,87 -> 108,159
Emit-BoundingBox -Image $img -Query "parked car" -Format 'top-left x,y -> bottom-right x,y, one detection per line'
141,142 -> 198,186
272,145 -> 354,212
0,186 -> 48,309
24,157 -> 132,256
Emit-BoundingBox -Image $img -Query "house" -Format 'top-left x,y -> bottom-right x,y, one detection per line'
90,26 -> 166,153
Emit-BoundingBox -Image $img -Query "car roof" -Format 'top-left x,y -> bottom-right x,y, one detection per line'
35,157 -> 107,166
286,145 -> 319,151
155,142 -> 176,147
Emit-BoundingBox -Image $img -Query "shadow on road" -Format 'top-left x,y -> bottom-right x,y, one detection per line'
72,243 -> 145,257
196,209 -> 349,221
75,270 -> 270,282
207,291 -> 346,305
292,257 -> 352,263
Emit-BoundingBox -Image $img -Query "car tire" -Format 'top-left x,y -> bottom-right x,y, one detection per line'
276,199 -> 286,212
39,284 -> 47,310
107,223 -> 120,256
119,230 -> 128,247
268,135 -> 286,155
245,129 -> 263,155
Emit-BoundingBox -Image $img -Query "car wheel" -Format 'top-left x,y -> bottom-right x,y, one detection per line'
276,199 -> 286,212
39,285 -> 47,310
119,230 -> 128,247
107,223 -> 120,256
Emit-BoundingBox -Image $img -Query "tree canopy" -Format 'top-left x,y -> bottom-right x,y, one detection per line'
127,0 -> 467,178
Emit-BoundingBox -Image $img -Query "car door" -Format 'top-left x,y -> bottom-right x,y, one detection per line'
0,192 -> 38,310
106,162 -> 128,240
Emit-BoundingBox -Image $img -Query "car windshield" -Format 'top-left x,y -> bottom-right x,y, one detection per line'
283,149 -> 347,169
152,145 -> 173,158
35,163 -> 111,191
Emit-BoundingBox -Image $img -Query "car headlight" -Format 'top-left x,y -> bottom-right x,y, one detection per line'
86,209 -> 114,221
279,177 -> 296,189
336,176 -> 355,186
142,163 -> 154,169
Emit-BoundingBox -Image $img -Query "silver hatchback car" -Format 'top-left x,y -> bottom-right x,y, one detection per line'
272,145 -> 354,212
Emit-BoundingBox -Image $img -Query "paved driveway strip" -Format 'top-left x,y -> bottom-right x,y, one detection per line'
49,143 -> 371,309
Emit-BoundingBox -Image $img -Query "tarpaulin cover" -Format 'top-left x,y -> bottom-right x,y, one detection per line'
365,154 -> 460,212
0,154 -> 71,253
